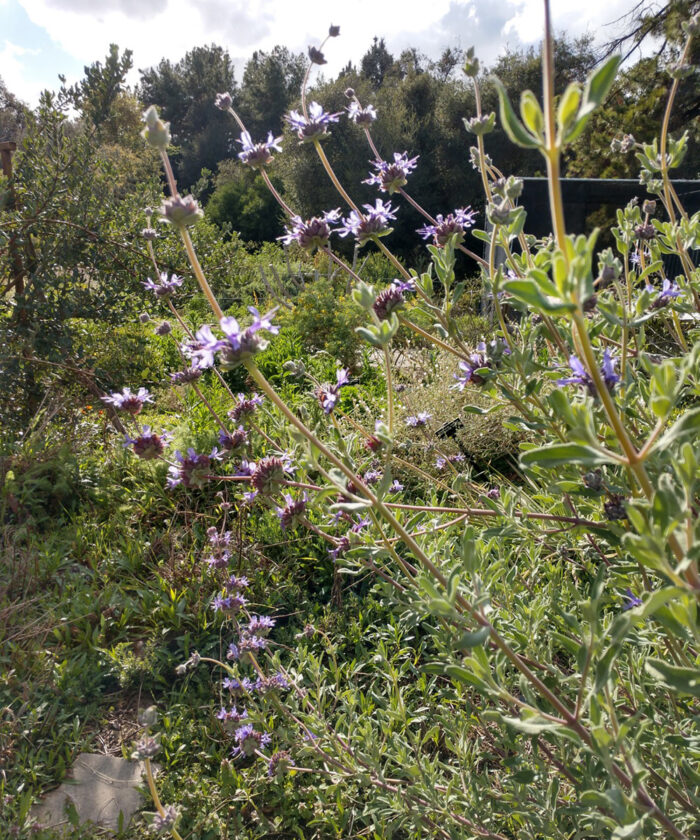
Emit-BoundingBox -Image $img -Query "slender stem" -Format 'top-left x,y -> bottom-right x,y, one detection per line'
671,309 -> 689,352
144,758 -> 185,840
573,314 -> 699,590
612,277 -> 630,378
542,0 -> 567,254
179,228 -> 223,320
191,382 -> 227,430
374,238 -> 412,282
383,344 -> 394,433
159,150 -> 179,199
312,140 -> 360,214
489,225 -> 515,354
472,80 -> 493,204
311,137 -> 413,283
261,169 -> 295,218
659,35 -> 691,227
397,314 -> 468,360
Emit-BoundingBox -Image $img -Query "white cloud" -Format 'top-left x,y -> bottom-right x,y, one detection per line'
12,0 -> 655,105
0,39 -> 42,103
503,0 -> 643,47
17,0 -> 456,88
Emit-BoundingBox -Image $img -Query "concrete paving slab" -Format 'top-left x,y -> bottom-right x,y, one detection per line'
31,753 -> 154,834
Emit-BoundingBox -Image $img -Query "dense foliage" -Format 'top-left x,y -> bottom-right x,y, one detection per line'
2,4 -> 700,840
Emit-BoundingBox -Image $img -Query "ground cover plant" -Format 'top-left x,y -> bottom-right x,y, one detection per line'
2,1 -> 700,838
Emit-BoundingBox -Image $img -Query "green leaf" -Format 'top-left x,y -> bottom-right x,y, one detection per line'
585,55 -> 622,109
557,82 -> 581,136
645,658 -> 700,696
456,626 -> 490,649
520,443 -> 617,468
491,77 -> 541,149
519,90 -> 544,138
612,818 -> 646,839
652,408 -> 700,453
439,664 -> 490,691
500,714 -> 562,734
503,279 -> 575,315
566,55 -> 621,142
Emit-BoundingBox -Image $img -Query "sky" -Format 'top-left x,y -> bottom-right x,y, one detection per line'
0,0 -> 650,106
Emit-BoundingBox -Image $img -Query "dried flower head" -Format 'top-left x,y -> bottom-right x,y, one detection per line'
214,91 -> 233,111
308,46 -> 327,65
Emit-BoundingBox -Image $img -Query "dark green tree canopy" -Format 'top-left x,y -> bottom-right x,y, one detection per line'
237,47 -> 306,138
139,45 -> 238,188
62,44 -> 133,130
361,37 -> 398,88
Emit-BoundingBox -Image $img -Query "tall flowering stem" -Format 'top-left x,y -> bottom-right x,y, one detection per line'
657,33 -> 700,312
658,34 -> 691,227
157,149 -> 224,320
472,79 -> 493,206
573,314 -> 698,591
144,758 -> 185,840
542,0 -> 568,257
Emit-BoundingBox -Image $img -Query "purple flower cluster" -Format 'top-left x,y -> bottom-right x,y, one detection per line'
347,101 -> 377,127
190,309 -> 279,370
417,207 -> 477,247
454,340 -> 511,390
203,526 -> 233,569
248,614 -> 276,635
102,387 -> 153,415
167,447 -> 223,489
237,130 -> 282,169
315,368 -> 350,414
124,426 -> 172,460
223,676 -> 254,695
363,469 -> 382,484
435,453 -> 465,470
276,492 -> 308,530
280,209 -> 341,252
623,588 -> 642,610
228,633 -> 268,664
251,455 -> 291,494
143,272 -> 183,298
232,723 -> 271,758
329,536 -> 351,560
338,200 -> 397,246
405,412 -> 431,428
253,672 -> 288,695
646,277 -> 683,310
229,392 -> 263,423
286,101 -> 342,142
373,279 -> 414,321
556,351 -> 620,398
218,426 -> 247,453
364,152 -> 419,194
170,365 -> 204,385
216,705 -> 248,725
268,750 -> 295,778
212,591 -> 247,614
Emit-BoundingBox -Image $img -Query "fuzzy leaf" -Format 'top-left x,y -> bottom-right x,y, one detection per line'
645,658 -> 700,696
491,78 -> 541,149
521,443 -> 616,468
